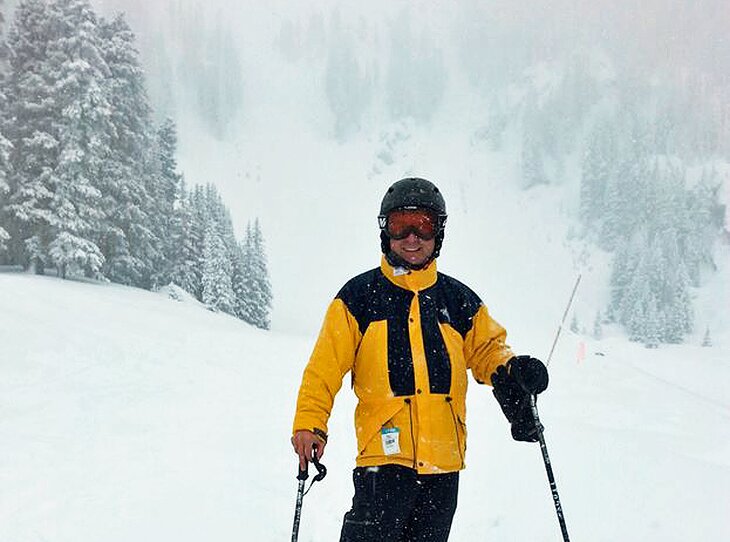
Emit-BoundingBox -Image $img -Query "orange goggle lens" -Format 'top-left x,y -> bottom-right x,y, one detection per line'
386,209 -> 439,240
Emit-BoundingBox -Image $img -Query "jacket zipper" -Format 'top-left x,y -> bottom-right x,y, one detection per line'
446,396 -> 465,469
405,398 -> 417,469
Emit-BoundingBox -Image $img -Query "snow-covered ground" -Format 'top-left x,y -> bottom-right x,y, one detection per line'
1,271 -> 728,541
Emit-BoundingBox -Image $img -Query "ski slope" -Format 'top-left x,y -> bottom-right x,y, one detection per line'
1,271 -> 728,541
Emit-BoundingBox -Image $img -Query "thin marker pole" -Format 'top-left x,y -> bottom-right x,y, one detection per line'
545,274 -> 582,367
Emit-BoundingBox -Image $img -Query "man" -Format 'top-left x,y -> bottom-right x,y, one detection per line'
292,177 -> 549,541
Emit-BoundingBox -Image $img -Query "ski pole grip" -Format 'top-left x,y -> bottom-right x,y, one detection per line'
296,441 -> 319,481
297,442 -> 315,481
297,460 -> 309,481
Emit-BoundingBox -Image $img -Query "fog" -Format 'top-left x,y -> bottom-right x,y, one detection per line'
21,0 -> 724,335
95,0 -> 729,92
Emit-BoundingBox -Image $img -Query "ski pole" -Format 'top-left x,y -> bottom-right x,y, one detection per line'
291,443 -> 327,542
291,460 -> 308,542
530,395 -> 570,541
530,273 -> 580,541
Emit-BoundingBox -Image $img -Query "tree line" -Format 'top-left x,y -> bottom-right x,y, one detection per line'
579,113 -> 723,346
0,0 -> 272,329
496,53 -> 726,346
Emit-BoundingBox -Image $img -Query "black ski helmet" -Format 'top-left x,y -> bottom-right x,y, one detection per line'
378,177 -> 448,266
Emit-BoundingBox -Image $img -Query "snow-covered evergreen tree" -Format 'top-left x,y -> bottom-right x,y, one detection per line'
238,218 -> 272,330
592,311 -> 603,340
201,215 -> 235,314
701,327 -> 712,347
569,313 -> 579,334
97,13 -> 157,287
184,184 -> 208,298
659,230 -> 693,343
580,121 -> 615,229
148,117 -> 183,288
0,0 -> 11,253
167,180 -> 199,295
0,0 -> 261,301
42,0 -> 112,278
520,97 -> 549,189
0,144 -> 10,254
642,295 -> 661,349
3,0 -> 56,271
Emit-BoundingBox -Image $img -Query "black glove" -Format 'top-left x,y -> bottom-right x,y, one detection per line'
491,356 -> 548,442
509,355 -> 549,395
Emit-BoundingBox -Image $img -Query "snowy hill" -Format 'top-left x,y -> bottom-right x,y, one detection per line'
1,271 -> 729,541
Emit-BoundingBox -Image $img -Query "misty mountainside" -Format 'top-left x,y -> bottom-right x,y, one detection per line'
1,270 -> 729,541
1,0 -> 726,342
84,0 -> 730,342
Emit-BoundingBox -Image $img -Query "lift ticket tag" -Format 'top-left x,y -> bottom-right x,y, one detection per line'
381,427 -> 401,455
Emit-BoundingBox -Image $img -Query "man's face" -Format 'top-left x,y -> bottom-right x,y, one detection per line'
389,233 -> 436,268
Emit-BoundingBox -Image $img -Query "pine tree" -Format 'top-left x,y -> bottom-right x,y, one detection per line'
617,231 -> 653,342
643,295 -> 660,349
148,118 -> 183,288
238,219 -> 272,329
43,0 -> 112,278
592,311 -> 603,340
233,222 -> 255,322
185,184 -> 207,298
231,237 -> 251,322
3,0 -> 57,271
249,219 -> 273,329
683,168 -> 722,284
609,229 -> 642,323
201,214 -> 235,314
580,121 -> 615,231
167,180 -> 198,295
570,313 -> 579,334
701,327 -> 712,347
97,13 -> 157,287
520,98 -> 548,189
0,131 -> 9,251
0,0 -> 11,254
657,228 -> 692,343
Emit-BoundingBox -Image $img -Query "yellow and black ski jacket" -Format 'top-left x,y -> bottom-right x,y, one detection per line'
293,256 -> 514,474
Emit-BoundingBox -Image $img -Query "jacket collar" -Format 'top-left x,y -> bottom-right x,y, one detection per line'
380,255 -> 438,292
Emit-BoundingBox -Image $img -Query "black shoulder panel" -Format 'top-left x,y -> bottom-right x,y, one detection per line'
336,268 -> 416,396
336,268 -> 413,335
334,268 -> 381,335
426,273 -> 483,338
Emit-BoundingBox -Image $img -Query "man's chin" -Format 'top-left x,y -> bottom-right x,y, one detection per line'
405,256 -> 427,266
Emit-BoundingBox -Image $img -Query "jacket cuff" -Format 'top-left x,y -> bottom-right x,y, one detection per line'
312,427 -> 328,442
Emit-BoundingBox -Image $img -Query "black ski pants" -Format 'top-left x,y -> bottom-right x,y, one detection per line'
339,464 -> 459,542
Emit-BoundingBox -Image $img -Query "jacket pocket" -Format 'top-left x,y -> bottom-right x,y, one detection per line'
355,399 -> 414,463
418,395 -> 467,471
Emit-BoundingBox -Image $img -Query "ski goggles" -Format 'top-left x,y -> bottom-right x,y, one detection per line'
379,208 -> 445,240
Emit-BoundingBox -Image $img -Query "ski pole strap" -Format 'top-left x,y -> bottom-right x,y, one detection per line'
303,453 -> 327,496
296,443 -> 327,495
